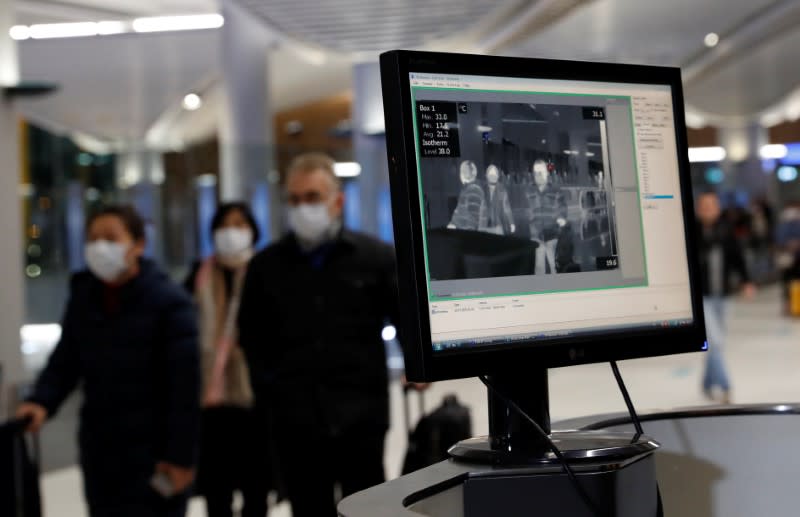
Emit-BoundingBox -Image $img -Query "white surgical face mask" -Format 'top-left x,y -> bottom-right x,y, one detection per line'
85,240 -> 129,283
214,227 -> 253,259
288,203 -> 332,246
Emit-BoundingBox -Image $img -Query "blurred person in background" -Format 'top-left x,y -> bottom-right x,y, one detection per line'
774,201 -> 800,314
184,203 -> 271,517
239,152 -> 397,517
16,205 -> 200,517
696,192 -> 755,404
748,197 -> 775,281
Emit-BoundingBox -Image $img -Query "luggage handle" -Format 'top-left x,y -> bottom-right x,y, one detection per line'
8,416 -> 39,517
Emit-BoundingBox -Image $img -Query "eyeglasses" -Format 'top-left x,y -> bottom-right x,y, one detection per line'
284,191 -> 330,207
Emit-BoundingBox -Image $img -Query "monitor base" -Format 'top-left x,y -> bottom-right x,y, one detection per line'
449,431 -> 659,466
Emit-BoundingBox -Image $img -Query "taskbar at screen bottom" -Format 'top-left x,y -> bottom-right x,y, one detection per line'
431,318 -> 695,353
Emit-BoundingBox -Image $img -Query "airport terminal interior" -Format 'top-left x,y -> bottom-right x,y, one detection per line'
3,1 -> 800,516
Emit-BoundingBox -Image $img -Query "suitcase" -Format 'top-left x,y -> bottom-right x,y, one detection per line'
401,386 -> 472,474
0,418 -> 42,517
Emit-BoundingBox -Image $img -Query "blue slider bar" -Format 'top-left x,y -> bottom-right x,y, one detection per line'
644,194 -> 674,199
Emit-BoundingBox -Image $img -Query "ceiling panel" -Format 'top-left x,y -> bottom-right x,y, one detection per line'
685,24 -> 800,118
16,30 -> 220,141
507,0 -> 781,66
14,1 -> 220,28
234,0 -> 518,52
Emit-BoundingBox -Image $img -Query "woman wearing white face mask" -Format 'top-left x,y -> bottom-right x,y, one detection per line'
184,202 -> 271,517
16,205 -> 200,517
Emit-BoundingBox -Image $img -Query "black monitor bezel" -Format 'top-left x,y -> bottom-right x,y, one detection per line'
380,50 -> 707,382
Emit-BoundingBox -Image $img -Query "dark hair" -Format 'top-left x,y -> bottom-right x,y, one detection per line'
211,202 -> 260,244
696,189 -> 719,200
86,204 -> 146,241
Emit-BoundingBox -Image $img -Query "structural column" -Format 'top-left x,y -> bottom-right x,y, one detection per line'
219,0 -> 277,246
352,61 -> 392,240
0,1 -> 25,393
719,123 -> 776,204
116,148 -> 166,262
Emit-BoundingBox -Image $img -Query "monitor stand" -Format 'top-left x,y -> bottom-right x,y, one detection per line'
449,368 -> 658,465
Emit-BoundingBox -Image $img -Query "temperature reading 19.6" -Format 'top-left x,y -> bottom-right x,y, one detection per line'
595,255 -> 619,270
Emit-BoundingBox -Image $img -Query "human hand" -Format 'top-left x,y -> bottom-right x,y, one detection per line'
15,402 -> 47,433
741,282 -> 756,300
510,224 -> 516,233
556,218 -> 566,227
202,386 -> 224,408
202,371 -> 225,407
155,462 -> 195,495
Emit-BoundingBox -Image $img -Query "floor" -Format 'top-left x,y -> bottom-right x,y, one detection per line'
36,285 -> 800,516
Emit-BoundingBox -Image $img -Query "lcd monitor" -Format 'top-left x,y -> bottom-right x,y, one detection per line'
380,50 -> 706,382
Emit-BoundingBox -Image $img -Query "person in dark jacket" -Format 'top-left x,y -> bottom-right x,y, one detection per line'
239,152 -> 397,517
16,205 -> 200,517
184,202 -> 271,517
526,159 -> 569,274
696,191 -> 755,403
447,159 -> 487,230
481,164 -> 515,235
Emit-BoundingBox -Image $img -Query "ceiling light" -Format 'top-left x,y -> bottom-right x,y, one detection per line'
29,22 -> 99,39
688,146 -> 726,163
684,110 -> 707,129
704,32 -> 719,48
759,144 -> 788,160
133,14 -> 224,33
9,25 -> 31,41
182,93 -> 202,111
382,325 -> 397,341
777,166 -> 798,182
334,162 -> 362,178
97,21 -> 128,35
704,167 -> 724,185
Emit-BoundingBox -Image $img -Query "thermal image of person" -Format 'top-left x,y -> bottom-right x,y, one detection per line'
526,159 -> 568,274
447,160 -> 486,231
482,164 -> 515,235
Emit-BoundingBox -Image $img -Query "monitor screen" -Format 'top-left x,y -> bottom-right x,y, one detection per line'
380,51 -> 705,380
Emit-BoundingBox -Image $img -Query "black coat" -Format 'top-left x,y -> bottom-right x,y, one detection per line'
697,222 -> 750,296
239,230 -> 397,437
27,259 -> 200,506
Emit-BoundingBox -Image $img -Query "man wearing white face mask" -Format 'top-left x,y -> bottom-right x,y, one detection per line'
239,152 -> 398,517
183,202 -> 271,517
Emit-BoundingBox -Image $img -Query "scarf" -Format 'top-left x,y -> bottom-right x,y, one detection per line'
195,257 -> 254,408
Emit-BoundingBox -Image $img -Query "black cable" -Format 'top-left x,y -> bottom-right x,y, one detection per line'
609,361 -> 644,435
478,375 -> 604,517
610,361 -> 665,516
